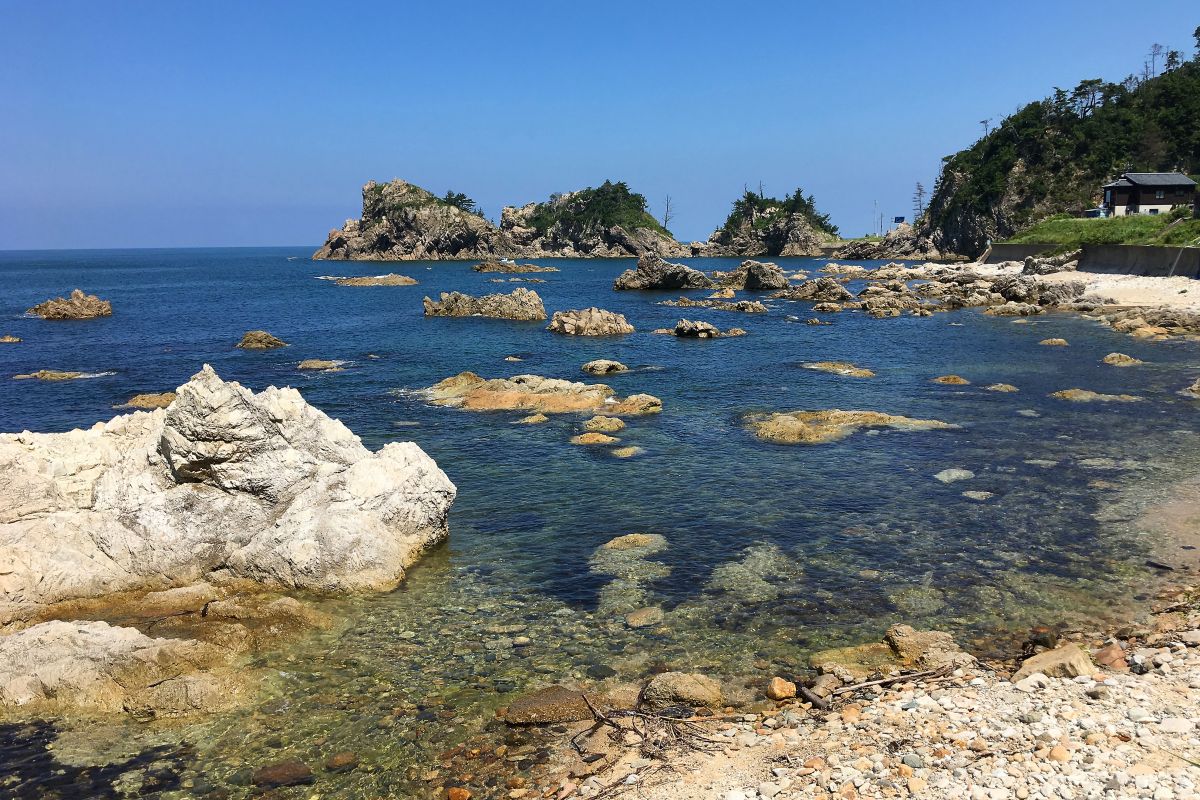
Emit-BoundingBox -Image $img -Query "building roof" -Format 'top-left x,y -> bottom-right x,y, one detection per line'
1121,172 -> 1197,187
1102,178 -> 1134,189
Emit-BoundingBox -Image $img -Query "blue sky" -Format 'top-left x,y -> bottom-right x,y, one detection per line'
1,1 -> 1196,249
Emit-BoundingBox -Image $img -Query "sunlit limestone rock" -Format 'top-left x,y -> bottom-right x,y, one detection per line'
0,365 -> 457,627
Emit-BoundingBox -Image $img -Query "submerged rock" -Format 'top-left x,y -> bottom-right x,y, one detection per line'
803,361 -> 875,378
333,273 -> 417,286
424,372 -> 660,416
934,468 -> 974,484
27,289 -> 112,320
810,624 -> 973,682
0,365 -> 456,626
746,410 -> 957,445
116,392 -> 177,409
423,288 -> 547,321
1102,352 -> 1143,367
236,330 -> 287,349
1050,389 -> 1142,403
613,253 -> 713,291
546,308 -> 634,336
0,620 -> 243,717
472,260 -> 559,274
985,384 -> 1019,393
706,543 -> 804,603
505,685 -> 592,724
582,359 -> 629,375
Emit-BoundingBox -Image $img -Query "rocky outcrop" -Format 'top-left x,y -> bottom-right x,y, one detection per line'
1050,389 -> 1142,403
1102,353 -> 1143,367
13,370 -> 88,381
116,392 -> 177,409
0,365 -> 456,627
332,273 -> 418,286
423,288 -> 547,321
237,330 -> 287,349
297,359 -> 342,371
546,308 -> 634,336
659,297 -> 768,313
582,359 -> 629,375
424,372 -> 661,416
472,260 -> 559,274
833,224 -> 951,261
770,278 -> 855,304
0,620 -> 244,717
659,319 -> 747,339
313,180 -> 501,261
711,260 -> 790,290
613,253 -> 713,291
313,179 -> 688,261
746,410 -> 958,444
27,289 -> 113,320
699,208 -> 835,258
0,335 -> 20,343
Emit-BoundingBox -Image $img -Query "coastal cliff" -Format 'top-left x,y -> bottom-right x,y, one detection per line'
314,179 -> 687,260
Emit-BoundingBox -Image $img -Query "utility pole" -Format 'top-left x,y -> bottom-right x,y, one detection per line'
980,118 -> 993,138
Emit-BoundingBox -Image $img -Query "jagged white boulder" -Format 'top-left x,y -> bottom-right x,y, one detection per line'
0,365 -> 456,626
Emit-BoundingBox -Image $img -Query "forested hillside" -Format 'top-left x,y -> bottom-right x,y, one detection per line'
922,29 -> 1200,257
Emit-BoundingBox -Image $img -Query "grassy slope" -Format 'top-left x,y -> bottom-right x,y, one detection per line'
1004,212 -> 1200,248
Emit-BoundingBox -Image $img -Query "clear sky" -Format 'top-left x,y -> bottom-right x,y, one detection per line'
1,1 -> 1196,249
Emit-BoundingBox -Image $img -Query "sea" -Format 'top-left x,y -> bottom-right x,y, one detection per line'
1,247 -> 1198,798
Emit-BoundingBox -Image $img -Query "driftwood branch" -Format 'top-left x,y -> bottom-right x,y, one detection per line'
831,665 -> 952,696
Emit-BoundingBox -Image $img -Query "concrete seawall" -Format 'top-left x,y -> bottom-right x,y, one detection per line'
985,242 -> 1199,278
1077,244 -> 1200,279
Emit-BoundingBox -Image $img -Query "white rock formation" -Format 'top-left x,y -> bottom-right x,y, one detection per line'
0,364 -> 457,627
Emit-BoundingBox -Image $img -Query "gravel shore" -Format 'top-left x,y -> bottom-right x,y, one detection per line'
563,589 -> 1200,800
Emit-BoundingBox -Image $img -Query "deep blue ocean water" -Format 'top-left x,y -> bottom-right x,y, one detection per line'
2,247 -> 1199,798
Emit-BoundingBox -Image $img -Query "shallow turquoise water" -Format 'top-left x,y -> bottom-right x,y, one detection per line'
2,248 -> 1199,798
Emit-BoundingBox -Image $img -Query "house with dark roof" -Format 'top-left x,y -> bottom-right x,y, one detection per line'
1101,172 -> 1196,217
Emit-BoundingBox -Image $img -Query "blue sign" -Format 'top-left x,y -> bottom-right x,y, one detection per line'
893,216 -> 906,224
